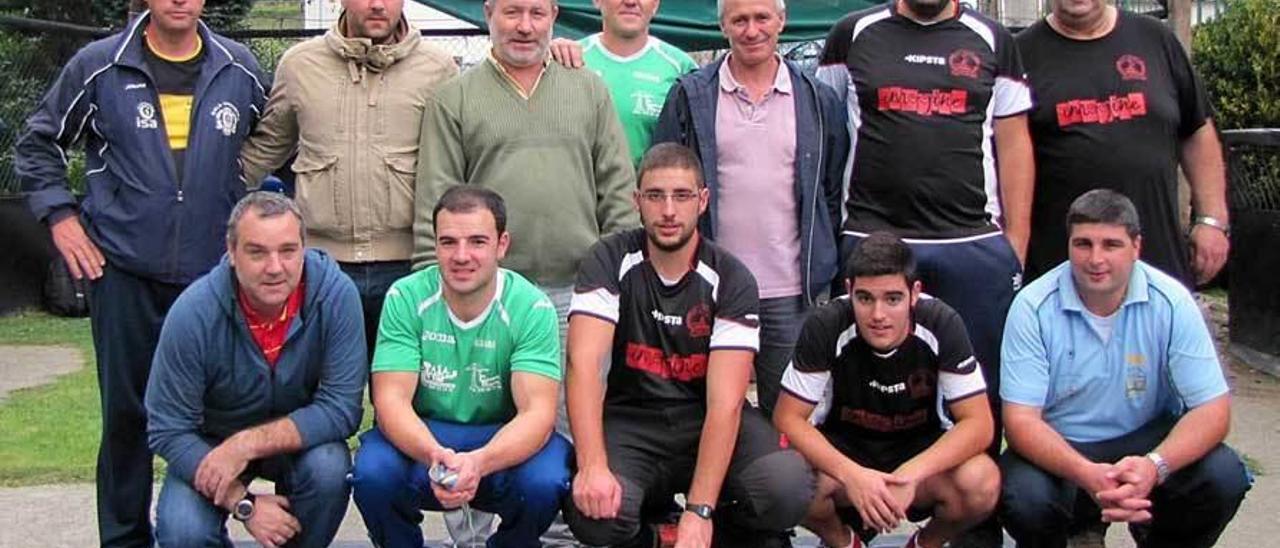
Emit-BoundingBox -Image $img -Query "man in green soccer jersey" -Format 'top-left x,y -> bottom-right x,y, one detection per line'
561,0 -> 698,166
351,186 -> 572,548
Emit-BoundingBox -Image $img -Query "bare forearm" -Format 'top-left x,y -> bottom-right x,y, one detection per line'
227,418 -> 303,461
567,358 -> 609,470
996,116 -> 1034,258
1006,414 -> 1093,485
1154,396 -> 1231,473
896,414 -> 991,481
1181,122 -> 1229,220
475,407 -> 555,477
375,399 -> 443,465
686,405 -> 740,507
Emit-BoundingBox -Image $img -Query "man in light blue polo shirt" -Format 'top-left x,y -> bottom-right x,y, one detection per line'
998,189 -> 1249,548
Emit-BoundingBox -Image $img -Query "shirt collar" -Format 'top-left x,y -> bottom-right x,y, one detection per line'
718,53 -> 792,96
487,50 -> 550,100
1058,260 -> 1151,313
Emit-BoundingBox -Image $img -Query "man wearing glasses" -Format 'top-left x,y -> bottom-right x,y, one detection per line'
563,143 -> 813,548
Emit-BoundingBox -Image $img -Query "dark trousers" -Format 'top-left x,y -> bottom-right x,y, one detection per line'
154,441 -> 353,548
89,264 -> 186,548
1000,418 -> 1251,548
338,260 -> 410,362
564,404 -> 814,547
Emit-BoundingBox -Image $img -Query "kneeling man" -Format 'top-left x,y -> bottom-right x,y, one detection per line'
351,186 -> 571,548
1000,189 -> 1250,548
564,143 -> 813,548
774,232 -> 999,548
146,192 -> 367,548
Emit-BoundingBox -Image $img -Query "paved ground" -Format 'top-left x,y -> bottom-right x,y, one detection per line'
0,294 -> 1273,547
0,345 -> 81,402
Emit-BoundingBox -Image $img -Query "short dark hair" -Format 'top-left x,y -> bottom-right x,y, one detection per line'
843,231 -> 917,284
637,143 -> 704,188
226,191 -> 305,247
1066,189 -> 1142,239
432,186 -> 508,234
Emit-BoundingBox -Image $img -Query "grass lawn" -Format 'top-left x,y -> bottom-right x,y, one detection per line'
0,310 -> 375,487
0,311 -> 99,486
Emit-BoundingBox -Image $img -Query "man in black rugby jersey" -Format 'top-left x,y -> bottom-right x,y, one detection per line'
774,232 -> 998,548
563,143 -> 813,548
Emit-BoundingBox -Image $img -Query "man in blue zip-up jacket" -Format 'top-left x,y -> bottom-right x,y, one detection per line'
146,192 -> 366,548
14,2 -> 267,545
652,0 -> 849,419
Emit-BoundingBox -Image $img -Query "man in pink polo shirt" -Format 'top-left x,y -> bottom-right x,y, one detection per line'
654,0 -> 849,417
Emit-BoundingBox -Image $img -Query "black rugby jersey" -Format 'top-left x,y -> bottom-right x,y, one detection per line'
569,229 -> 760,408
781,295 -> 985,452
817,3 -> 1032,238
1018,12 -> 1209,286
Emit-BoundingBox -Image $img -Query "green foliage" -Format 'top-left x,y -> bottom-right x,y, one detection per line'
92,0 -> 257,30
1192,0 -> 1280,129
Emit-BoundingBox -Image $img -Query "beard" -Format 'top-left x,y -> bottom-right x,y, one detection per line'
646,224 -> 697,253
903,0 -> 953,20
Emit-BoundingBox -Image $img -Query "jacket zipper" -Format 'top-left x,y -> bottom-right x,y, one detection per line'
804,76 -> 825,308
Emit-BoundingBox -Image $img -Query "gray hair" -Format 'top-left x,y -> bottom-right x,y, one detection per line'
226,191 -> 307,247
718,0 -> 786,17
1066,189 -> 1142,240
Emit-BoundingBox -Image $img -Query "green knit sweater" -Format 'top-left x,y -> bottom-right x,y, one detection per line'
414,59 -> 639,286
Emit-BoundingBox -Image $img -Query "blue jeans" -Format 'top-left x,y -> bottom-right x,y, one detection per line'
755,295 -> 807,417
338,260 -> 411,363
1000,418 -> 1250,548
154,441 -> 352,548
351,421 -> 573,548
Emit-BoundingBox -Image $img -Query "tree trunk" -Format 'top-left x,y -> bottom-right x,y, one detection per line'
1168,0 -> 1193,53
128,0 -> 147,23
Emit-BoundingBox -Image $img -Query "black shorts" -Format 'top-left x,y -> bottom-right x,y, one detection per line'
826,429 -> 944,473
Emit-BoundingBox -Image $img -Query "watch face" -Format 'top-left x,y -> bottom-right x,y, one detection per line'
234,499 -> 254,520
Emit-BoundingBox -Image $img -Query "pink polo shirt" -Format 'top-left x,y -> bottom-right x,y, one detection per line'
714,56 -> 801,299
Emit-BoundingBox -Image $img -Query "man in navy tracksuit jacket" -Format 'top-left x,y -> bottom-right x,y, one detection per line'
146,193 -> 365,547
14,5 -> 267,545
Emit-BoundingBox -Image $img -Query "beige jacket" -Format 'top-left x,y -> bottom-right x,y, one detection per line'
241,17 -> 457,263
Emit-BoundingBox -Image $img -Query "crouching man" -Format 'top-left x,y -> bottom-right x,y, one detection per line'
146,191 -> 368,547
1000,189 -> 1250,548
350,186 -> 571,548
773,232 -> 1000,548
563,144 -> 813,548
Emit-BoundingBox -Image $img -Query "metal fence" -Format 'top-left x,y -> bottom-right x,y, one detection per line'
1224,129 -> 1280,213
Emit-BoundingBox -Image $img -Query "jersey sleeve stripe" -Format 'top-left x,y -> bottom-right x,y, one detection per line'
957,13 -> 997,52
943,356 -> 979,374
710,319 -> 759,351
940,368 -> 987,402
993,76 -> 1033,117
945,387 -> 988,404
781,363 -> 830,405
569,287 -> 619,323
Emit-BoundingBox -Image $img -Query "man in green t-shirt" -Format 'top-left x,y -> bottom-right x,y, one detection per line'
552,0 -> 698,167
351,186 -> 571,548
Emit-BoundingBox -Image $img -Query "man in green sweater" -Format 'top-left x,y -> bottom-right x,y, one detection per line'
414,0 -> 638,543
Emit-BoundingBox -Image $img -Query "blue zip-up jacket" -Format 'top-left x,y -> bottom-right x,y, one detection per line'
146,249 -> 366,485
15,13 -> 268,285
653,57 -> 850,304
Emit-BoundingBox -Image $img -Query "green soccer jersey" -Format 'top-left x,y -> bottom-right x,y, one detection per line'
372,266 -> 562,424
581,33 -> 697,166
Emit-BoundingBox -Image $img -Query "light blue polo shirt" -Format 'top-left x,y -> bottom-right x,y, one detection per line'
1001,261 -> 1228,443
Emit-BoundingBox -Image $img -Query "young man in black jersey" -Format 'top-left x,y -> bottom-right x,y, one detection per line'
563,143 -> 813,548
774,232 -> 998,548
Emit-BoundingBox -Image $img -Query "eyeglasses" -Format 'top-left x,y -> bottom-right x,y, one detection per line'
639,190 -> 700,204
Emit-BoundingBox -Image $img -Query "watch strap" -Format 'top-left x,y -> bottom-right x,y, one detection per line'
1194,215 -> 1229,235
1146,452 -> 1170,485
684,502 -> 714,520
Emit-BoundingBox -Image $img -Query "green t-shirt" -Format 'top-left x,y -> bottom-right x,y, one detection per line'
372,266 -> 562,424
581,34 -> 698,166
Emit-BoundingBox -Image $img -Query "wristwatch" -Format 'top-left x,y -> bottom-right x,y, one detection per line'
685,502 -> 714,520
1146,452 -> 1170,485
232,492 -> 256,522
1193,215 -> 1230,236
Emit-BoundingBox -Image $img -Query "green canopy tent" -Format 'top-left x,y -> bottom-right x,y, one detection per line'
414,1 -> 877,51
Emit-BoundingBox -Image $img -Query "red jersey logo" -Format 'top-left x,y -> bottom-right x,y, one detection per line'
685,303 -> 712,338
879,87 -> 969,116
948,49 -> 981,79
1055,92 -> 1148,127
1116,54 -> 1147,81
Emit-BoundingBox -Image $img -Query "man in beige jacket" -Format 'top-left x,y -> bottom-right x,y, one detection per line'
241,0 -> 457,358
